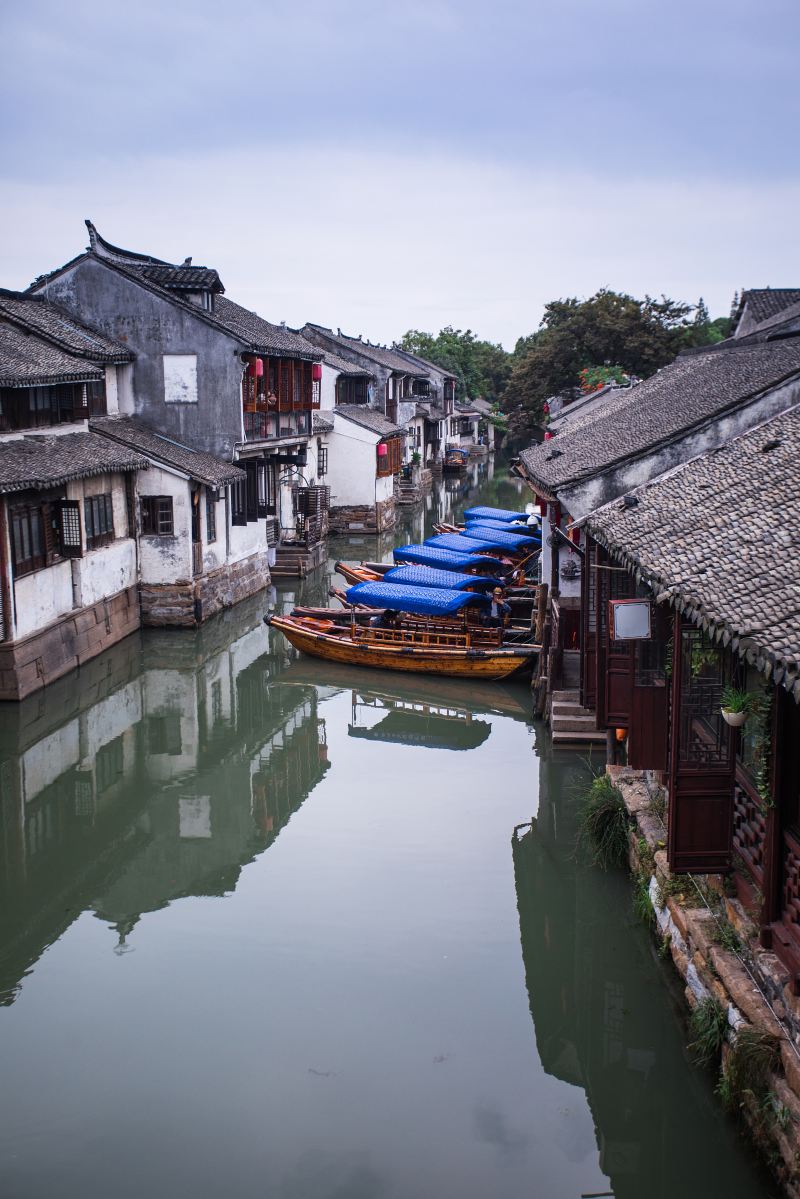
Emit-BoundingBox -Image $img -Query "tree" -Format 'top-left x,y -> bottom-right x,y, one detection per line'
681,297 -> 732,349
503,289 -> 694,438
398,327 -> 511,405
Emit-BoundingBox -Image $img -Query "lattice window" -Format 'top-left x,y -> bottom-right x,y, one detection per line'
678,627 -> 728,764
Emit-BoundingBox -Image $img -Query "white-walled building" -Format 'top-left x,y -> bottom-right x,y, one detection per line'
91,415 -> 267,625
0,291 -> 147,700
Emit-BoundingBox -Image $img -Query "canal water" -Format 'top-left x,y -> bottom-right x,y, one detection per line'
0,461 -> 774,1199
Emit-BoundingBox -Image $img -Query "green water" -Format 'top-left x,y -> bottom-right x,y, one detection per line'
0,461 -> 774,1198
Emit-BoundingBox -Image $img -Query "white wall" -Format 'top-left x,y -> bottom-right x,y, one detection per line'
137,464 -> 192,583
77,538 -> 137,607
320,363 -> 338,411
13,561 -> 73,639
327,415 -> 380,507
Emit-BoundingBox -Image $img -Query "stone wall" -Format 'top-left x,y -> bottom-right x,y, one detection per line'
0,586 -> 140,702
140,550 -> 270,627
612,765 -> 800,1196
329,497 -> 397,536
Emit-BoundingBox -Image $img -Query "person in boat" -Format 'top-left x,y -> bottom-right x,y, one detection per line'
485,587 -> 511,628
370,608 -> 397,628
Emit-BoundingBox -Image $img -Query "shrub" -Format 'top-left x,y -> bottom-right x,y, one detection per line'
717,1027 -> 781,1111
577,774 -> 630,871
688,997 -> 728,1068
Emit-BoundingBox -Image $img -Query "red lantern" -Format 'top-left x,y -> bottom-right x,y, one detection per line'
255,358 -> 264,378
543,402 -> 550,415
377,442 -> 388,457
311,362 -> 323,382
544,432 -> 553,440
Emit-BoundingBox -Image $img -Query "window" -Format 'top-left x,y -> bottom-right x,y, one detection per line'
141,496 -> 174,536
0,382 -> 106,431
147,713 -> 182,755
11,503 -> 46,576
376,437 -> 403,478
163,354 -> 198,404
84,493 -> 114,549
96,735 -> 124,794
245,461 -> 259,521
206,488 -> 217,543
317,445 -> 328,476
231,479 -> 247,526
9,492 -> 76,576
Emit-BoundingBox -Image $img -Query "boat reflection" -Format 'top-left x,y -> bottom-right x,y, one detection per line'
348,691 -> 492,751
0,594 -> 329,1005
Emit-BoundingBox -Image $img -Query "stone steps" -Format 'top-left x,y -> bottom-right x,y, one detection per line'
550,688 -> 606,745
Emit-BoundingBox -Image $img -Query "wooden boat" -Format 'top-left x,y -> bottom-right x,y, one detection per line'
266,581 -> 539,681
335,559 -> 539,600
334,561 -> 504,592
392,543 -> 511,575
443,447 -> 470,473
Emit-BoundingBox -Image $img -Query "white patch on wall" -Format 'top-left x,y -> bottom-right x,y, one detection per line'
179,794 -> 211,838
163,354 -> 198,404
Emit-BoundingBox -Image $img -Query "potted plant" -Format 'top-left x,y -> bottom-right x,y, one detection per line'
720,686 -> 752,727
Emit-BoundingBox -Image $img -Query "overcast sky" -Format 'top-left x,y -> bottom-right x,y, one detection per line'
2,0 -> 798,347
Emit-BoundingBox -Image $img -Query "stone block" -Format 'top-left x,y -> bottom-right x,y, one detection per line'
782,1041 -> 800,1099
667,896 -> 690,943
709,945 -> 784,1039
684,909 -> 717,959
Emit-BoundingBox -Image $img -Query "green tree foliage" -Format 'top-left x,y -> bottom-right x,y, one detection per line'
681,297 -> 732,349
399,327 -> 511,405
503,289 -> 694,438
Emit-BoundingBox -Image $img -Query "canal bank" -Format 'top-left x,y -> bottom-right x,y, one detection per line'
0,461 -> 774,1198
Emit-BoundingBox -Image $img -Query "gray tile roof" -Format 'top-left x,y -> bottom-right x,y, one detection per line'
518,339 -> 800,494
0,290 -> 132,365
0,323 -> 105,387
304,325 -> 428,376
390,346 -> 457,380
205,297 -> 319,358
321,348 -> 372,377
585,404 -> 800,698
91,416 -> 245,487
425,406 -> 446,421
735,289 -> 800,334
138,265 -> 224,293
312,412 -> 334,433
0,431 -> 147,493
335,405 -> 405,437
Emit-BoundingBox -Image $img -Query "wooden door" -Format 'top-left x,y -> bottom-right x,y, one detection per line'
667,619 -> 734,873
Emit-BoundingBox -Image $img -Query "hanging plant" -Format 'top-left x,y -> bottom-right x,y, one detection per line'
720,685 -> 754,726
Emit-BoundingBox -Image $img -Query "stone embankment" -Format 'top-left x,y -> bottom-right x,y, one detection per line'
610,765 -> 800,1196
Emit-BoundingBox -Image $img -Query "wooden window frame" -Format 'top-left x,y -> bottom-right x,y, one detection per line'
84,492 -> 115,551
141,495 -> 175,537
206,488 -> 217,543
231,479 -> 247,526
376,437 -> 403,478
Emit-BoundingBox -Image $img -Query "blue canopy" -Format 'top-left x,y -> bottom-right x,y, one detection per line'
465,517 -> 532,533
393,544 -> 508,573
427,529 -> 538,553
345,581 -> 490,616
425,533 -> 516,554
460,524 -> 540,549
383,565 -> 504,592
463,506 -> 530,522
445,447 -> 470,458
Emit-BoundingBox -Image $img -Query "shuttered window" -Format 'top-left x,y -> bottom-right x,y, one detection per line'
84,493 -> 114,549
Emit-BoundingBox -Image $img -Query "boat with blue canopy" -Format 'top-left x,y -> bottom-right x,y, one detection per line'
464,515 -> 537,532
382,565 -> 504,592
344,581 -> 490,616
426,530 -> 538,554
392,544 -> 507,572
464,523 -> 541,548
266,572 -> 540,681
463,506 -> 531,523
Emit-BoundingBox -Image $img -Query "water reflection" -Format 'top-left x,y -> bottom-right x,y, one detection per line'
0,593 -> 329,1005
513,730 -> 775,1199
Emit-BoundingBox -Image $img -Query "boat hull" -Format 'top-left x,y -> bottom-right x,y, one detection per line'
268,616 -> 537,681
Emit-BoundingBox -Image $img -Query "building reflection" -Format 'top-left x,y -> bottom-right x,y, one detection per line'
0,593 -> 329,1004
512,730 -> 765,1199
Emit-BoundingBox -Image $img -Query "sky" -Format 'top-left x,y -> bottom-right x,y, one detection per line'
1,0 -> 798,348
